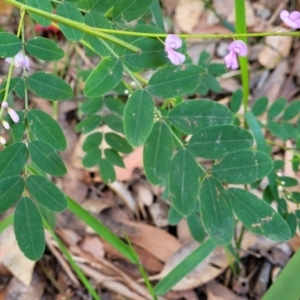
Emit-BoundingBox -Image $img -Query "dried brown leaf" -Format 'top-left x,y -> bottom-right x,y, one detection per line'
206,280 -> 247,300
174,0 -> 204,33
0,226 -> 35,286
258,29 -> 293,69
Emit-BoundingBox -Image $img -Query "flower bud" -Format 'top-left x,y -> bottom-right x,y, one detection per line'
2,119 -> 10,130
0,136 -> 6,145
7,108 -> 19,123
1,102 -> 8,108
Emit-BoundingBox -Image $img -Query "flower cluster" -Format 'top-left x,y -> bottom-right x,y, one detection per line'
5,51 -> 30,70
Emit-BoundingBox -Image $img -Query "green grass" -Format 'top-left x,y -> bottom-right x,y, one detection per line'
235,0 -> 249,111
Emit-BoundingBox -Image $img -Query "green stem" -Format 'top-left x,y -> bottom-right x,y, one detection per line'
5,0 -> 140,53
44,220 -> 101,300
0,7 -> 26,122
6,0 -> 300,40
235,0 -> 249,113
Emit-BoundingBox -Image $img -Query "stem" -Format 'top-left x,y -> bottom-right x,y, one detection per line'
235,0 -> 249,113
6,0 -> 300,40
236,224 -> 245,250
0,8 -> 25,121
5,0 -> 140,53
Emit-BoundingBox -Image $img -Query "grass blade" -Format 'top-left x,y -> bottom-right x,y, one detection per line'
154,239 -> 216,295
44,220 -> 101,300
67,197 -> 138,264
235,0 -> 249,110
262,247 -> 300,300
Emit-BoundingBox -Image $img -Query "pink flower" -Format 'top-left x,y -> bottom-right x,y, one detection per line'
165,34 -> 186,65
5,51 -> 30,70
280,10 -> 300,29
224,40 -> 248,70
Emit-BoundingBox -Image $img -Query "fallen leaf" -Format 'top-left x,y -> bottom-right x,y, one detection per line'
206,280 -> 247,300
161,0 -> 180,16
79,235 -> 105,259
175,0 -> 204,33
0,0 -> 14,14
77,263 -> 160,300
149,240 -> 255,291
120,220 -> 181,262
0,226 -> 35,287
101,238 -> 164,273
108,181 -> 138,213
114,146 -> 144,181
5,272 -> 45,300
177,219 -> 193,244
149,201 -> 169,228
258,28 -> 293,69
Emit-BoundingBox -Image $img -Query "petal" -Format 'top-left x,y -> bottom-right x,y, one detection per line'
230,55 -> 239,69
290,11 -> 300,21
167,48 -> 185,65
294,19 -> 300,27
280,10 -> 289,21
283,17 -> 299,29
8,108 -> 19,123
224,51 -> 234,68
238,41 -> 248,56
227,40 -> 248,56
165,34 -> 182,50
224,51 -> 239,69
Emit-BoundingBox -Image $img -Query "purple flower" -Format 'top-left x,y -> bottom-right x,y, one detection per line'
224,40 -> 248,70
280,10 -> 300,29
165,34 -> 186,65
5,51 -> 30,70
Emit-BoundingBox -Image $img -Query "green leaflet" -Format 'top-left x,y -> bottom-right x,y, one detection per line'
0,33 -> 22,57
200,176 -> 234,245
212,150 -> 273,184
188,125 -> 253,159
27,175 -> 67,212
28,110 -> 66,151
14,197 -> 45,261
124,90 -> 154,147
25,37 -> 64,61
228,188 -> 291,242
143,121 -> 173,186
168,100 -> 234,134
169,149 -> 199,216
